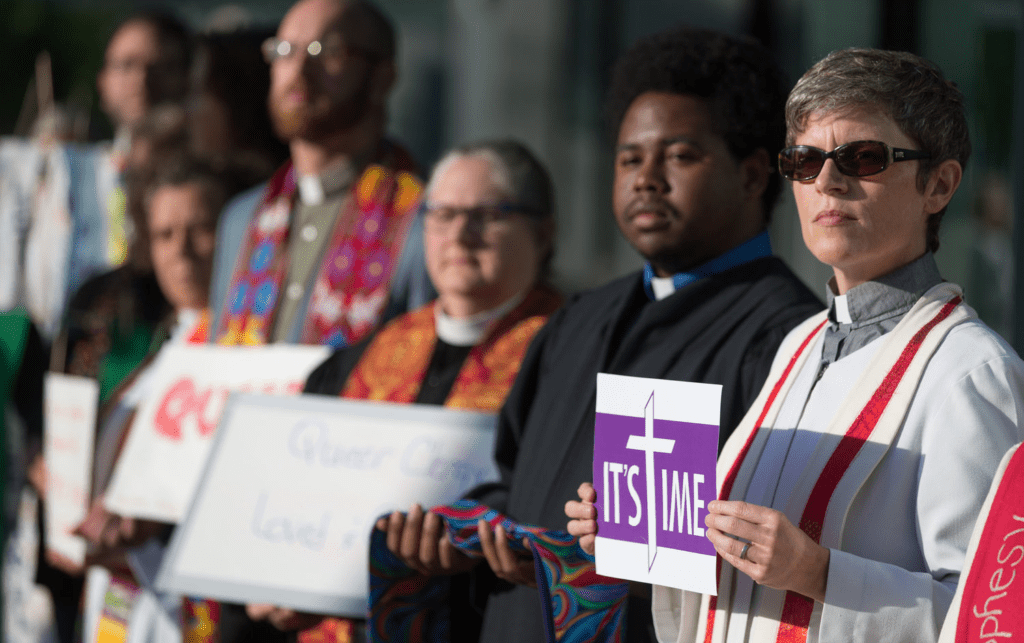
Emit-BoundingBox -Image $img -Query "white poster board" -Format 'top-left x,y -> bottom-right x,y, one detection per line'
156,393 -> 499,616
104,344 -> 329,523
43,372 -> 100,566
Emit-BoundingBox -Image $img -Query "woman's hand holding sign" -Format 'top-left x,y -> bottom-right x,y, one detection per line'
704,500 -> 830,602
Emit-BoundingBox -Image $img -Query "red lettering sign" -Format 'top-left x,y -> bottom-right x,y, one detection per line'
153,377 -> 303,441
957,445 -> 1024,642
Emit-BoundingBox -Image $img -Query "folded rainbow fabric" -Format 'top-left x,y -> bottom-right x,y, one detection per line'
368,500 -> 629,642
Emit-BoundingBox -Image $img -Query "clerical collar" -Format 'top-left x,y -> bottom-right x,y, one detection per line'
825,252 -> 942,327
297,158 -> 357,206
435,292 -> 526,347
819,252 -> 943,368
643,230 -> 772,301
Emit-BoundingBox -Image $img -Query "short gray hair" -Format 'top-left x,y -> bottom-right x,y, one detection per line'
426,139 -> 556,278
785,48 -> 970,252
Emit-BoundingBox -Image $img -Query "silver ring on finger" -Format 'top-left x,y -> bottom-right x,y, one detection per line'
739,542 -> 751,561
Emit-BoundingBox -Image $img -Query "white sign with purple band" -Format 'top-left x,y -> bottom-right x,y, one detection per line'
592,373 -> 720,594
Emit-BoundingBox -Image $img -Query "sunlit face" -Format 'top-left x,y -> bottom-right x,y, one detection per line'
98,21 -> 161,129
268,0 -> 374,141
424,156 -> 545,316
613,92 -> 766,275
792,107 -> 935,292
148,183 -> 217,311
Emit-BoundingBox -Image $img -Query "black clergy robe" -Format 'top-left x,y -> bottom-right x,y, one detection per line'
304,336 -> 472,404
470,257 -> 822,643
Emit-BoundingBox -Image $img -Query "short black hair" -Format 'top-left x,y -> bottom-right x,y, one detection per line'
606,27 -> 789,219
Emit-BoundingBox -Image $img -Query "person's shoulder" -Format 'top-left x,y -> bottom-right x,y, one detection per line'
222,182 -> 267,218
68,265 -> 134,309
519,272 -> 640,348
728,257 -> 824,335
934,316 -> 1023,376
562,271 -> 640,312
746,257 -> 822,304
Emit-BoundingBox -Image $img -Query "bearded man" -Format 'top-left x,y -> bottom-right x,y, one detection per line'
207,0 -> 431,349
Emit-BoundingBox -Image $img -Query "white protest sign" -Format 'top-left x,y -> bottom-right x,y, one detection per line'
157,393 -> 498,616
43,373 -> 99,566
104,344 -> 329,523
592,373 -> 720,594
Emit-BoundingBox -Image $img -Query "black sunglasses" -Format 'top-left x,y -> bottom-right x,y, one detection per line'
778,140 -> 930,181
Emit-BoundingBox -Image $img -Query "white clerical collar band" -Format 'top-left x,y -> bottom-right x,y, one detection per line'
642,230 -> 773,301
298,175 -> 326,206
833,295 -> 853,324
435,291 -> 527,346
298,159 -> 359,206
650,277 -> 678,301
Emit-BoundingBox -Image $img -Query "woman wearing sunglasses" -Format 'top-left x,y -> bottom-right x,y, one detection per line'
641,48 -> 1024,642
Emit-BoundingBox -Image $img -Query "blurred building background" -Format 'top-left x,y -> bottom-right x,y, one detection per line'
3,0 -> 1022,344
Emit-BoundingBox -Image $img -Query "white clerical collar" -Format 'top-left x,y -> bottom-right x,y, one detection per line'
833,295 -> 853,324
297,159 -> 358,206
435,292 -> 526,346
650,276 -> 677,301
298,175 -> 325,205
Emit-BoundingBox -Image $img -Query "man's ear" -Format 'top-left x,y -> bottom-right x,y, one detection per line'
369,60 -> 396,106
923,159 -> 962,215
740,148 -> 772,204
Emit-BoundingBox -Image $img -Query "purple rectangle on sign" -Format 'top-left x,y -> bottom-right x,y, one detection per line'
593,409 -> 718,557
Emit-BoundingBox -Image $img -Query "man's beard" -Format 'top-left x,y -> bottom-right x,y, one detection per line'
269,72 -> 372,142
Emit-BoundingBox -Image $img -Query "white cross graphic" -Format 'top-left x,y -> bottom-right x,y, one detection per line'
626,391 -> 675,570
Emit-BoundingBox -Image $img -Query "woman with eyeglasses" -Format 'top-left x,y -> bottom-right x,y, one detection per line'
246,139 -> 561,640
571,48 -> 1024,642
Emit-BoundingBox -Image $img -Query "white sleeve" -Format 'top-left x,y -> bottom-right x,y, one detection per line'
819,351 -> 1024,642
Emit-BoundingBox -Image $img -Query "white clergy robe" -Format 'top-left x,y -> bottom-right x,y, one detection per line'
654,296 -> 1024,642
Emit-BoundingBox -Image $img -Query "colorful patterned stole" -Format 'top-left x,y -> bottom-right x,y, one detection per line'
216,145 -> 421,347
368,500 -> 630,643
103,147 -> 129,267
85,313 -> 211,643
689,282 -> 972,643
938,443 -> 1024,643
342,286 -> 562,410
95,574 -> 143,643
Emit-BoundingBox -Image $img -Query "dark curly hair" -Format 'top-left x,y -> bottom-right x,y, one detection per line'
606,27 -> 789,220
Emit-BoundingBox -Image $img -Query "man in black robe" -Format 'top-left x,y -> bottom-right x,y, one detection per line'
383,27 -> 823,642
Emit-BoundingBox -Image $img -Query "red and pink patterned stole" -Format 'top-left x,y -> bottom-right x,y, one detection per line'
698,282 -> 970,643
216,144 -> 421,347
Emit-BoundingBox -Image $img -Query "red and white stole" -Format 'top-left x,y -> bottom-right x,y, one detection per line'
215,145 -> 421,347
937,442 -> 1024,643
655,282 -> 973,643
